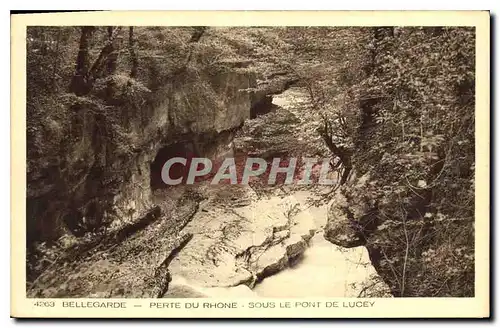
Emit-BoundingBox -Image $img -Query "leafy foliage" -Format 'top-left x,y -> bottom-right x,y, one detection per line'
299,27 -> 475,297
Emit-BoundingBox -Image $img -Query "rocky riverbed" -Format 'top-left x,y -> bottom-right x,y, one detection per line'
161,89 -> 392,298
163,187 -> 391,298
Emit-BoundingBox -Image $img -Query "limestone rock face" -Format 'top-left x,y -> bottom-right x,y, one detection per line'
168,69 -> 256,134
323,174 -> 376,248
27,64 -> 258,244
323,193 -> 365,248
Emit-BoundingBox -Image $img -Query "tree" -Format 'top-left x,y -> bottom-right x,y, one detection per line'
128,27 -> 139,78
69,26 -> 122,96
69,26 -> 95,95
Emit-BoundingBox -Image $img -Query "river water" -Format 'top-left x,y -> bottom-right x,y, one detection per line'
252,191 -> 380,298
165,190 -> 387,298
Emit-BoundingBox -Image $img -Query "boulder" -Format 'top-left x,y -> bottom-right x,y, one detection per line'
323,193 -> 365,248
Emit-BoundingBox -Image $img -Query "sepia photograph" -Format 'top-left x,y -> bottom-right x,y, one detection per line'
10,10 -> 490,318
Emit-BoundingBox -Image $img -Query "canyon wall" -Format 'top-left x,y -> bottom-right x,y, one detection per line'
27,63 -> 258,245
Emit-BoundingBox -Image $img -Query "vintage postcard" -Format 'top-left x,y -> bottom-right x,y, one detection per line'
11,11 -> 490,318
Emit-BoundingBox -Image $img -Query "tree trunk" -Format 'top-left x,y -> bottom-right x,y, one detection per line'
51,29 -> 62,89
105,27 -> 119,76
84,27 -> 121,93
357,27 -> 394,143
128,27 -> 139,78
69,26 -> 95,95
319,117 -> 353,185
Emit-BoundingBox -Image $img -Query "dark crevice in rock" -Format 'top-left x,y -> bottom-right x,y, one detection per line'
163,233 -> 194,267
115,206 -> 162,242
250,96 -> 276,119
156,233 -> 194,298
146,232 -> 194,298
150,142 -> 196,190
250,77 -> 299,119
150,127 -> 241,190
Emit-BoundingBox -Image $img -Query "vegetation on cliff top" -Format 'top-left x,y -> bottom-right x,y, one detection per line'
282,27 -> 475,297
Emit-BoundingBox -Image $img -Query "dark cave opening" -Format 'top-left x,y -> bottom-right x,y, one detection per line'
150,142 -> 197,190
250,95 -> 276,119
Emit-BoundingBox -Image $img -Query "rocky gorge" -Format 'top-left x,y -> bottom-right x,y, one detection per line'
27,26 -> 475,299
27,79 -> 389,298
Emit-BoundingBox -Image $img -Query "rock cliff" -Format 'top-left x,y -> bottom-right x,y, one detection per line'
27,64 -> 257,246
